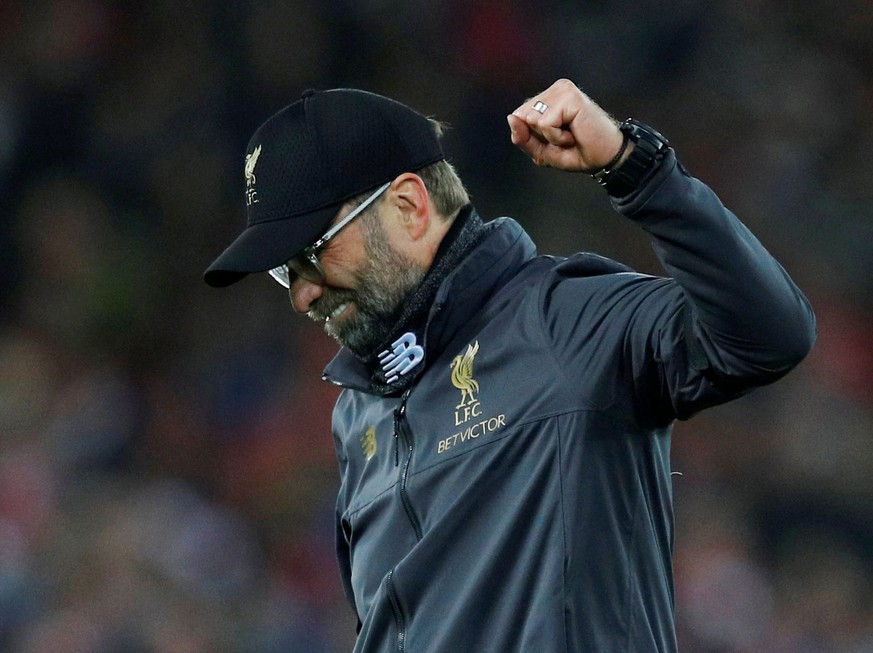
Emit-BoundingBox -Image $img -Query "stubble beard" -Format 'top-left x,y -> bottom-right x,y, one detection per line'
309,220 -> 427,358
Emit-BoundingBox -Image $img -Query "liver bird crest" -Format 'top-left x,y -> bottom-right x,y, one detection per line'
245,144 -> 262,186
450,341 -> 480,409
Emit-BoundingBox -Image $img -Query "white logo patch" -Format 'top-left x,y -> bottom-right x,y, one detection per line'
379,332 -> 425,384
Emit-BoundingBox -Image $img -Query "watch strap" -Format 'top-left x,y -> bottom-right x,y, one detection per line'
593,119 -> 670,198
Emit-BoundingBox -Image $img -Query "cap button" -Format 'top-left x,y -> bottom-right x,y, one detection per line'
301,88 -> 316,99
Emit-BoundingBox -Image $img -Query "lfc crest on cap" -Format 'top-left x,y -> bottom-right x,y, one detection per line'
244,144 -> 262,206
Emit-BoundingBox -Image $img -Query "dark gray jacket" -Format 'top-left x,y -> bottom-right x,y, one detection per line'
323,151 -> 816,652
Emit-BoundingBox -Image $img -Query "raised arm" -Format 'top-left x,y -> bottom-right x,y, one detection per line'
510,79 -> 816,420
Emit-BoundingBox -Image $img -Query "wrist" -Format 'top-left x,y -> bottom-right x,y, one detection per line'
592,119 -> 669,197
590,130 -> 631,178
615,140 -> 636,168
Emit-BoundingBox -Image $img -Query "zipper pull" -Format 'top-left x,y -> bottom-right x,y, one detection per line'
394,388 -> 412,467
392,389 -> 412,468
393,408 -> 401,467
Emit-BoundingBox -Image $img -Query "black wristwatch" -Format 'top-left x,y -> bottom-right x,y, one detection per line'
592,119 -> 669,198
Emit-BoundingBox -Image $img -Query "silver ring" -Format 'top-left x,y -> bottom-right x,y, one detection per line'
533,101 -> 549,114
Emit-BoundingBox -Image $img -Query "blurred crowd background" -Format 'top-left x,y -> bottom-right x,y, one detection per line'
1,1 -> 871,651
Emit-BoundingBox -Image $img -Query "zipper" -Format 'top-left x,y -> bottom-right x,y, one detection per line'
387,390 -> 421,652
392,387 -> 412,467
386,569 -> 406,653
393,389 -> 422,540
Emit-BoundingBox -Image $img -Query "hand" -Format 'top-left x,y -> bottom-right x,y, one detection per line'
507,79 -> 629,173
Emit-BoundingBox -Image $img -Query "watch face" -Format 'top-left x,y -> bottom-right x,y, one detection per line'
622,119 -> 669,148
604,120 -> 669,197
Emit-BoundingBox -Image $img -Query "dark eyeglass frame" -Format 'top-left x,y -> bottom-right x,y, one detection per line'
268,182 -> 390,288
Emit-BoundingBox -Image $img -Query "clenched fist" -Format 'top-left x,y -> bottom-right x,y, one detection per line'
507,79 -> 631,173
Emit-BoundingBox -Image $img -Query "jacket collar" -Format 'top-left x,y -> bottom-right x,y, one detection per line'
322,215 -> 536,394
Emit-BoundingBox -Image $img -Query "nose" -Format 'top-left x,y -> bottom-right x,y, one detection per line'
288,276 -> 324,314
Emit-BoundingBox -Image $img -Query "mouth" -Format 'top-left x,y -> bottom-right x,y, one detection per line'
325,303 -> 349,323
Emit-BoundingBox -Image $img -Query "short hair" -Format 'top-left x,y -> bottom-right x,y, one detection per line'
348,119 -> 470,221
414,158 -> 470,221
416,118 -> 469,220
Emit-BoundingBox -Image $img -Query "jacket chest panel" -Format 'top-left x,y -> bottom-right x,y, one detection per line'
341,399 -> 402,512
406,329 -> 590,466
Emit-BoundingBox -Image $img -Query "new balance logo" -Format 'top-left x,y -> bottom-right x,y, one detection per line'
379,332 -> 425,384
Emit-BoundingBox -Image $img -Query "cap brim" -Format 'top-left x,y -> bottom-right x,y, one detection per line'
203,204 -> 337,287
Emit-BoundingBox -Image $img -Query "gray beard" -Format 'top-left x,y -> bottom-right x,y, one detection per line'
308,222 -> 427,358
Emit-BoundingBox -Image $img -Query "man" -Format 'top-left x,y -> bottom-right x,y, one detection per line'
205,80 -> 816,652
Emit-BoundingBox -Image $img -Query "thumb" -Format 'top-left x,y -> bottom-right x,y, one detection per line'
540,122 -> 576,147
539,105 -> 576,147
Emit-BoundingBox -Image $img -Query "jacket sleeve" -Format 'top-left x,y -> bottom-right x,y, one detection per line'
543,150 -> 816,424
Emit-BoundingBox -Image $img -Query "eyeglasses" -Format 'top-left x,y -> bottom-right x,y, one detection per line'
269,182 -> 390,288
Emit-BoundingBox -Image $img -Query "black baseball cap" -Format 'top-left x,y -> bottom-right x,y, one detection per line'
204,88 -> 445,287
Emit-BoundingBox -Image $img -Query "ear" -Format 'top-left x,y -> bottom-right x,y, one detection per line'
388,173 -> 431,241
